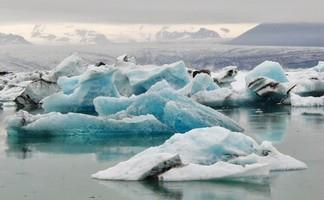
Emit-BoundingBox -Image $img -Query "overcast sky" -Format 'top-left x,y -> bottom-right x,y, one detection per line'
1,0 -> 324,24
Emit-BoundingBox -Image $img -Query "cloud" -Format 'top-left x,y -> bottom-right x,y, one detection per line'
1,0 -> 324,24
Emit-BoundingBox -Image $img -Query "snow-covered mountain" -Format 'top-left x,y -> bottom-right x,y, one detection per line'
0,33 -> 31,45
31,25 -> 111,45
230,23 -> 324,47
156,27 -> 221,41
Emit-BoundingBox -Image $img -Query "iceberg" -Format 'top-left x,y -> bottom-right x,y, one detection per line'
178,73 -> 219,97
287,67 -> 324,97
131,61 -> 190,95
244,61 -> 296,104
14,79 -> 59,110
6,110 -> 172,137
47,54 -> 86,81
158,162 -> 269,181
94,81 -> 243,133
245,61 -> 288,84
191,88 -> 253,108
229,141 -> 307,171
0,54 -> 86,109
92,153 -> 182,180
312,61 -> 324,73
247,77 -> 295,101
115,54 -> 137,67
213,66 -> 238,87
136,126 -> 257,165
92,126 -> 306,181
287,93 -> 324,107
42,66 -> 132,113
7,81 -> 243,137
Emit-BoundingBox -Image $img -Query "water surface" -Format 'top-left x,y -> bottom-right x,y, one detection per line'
0,106 -> 323,199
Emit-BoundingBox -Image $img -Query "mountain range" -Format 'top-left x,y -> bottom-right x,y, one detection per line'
0,33 -> 31,45
230,23 -> 324,47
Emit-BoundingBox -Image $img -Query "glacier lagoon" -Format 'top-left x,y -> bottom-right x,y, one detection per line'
0,106 -> 323,200
0,47 -> 323,199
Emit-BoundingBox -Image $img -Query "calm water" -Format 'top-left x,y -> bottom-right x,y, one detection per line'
0,106 -> 323,200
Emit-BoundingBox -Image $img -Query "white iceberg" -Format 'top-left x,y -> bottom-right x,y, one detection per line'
288,93 -> 324,107
312,61 -> 324,73
136,126 -> 257,165
158,162 -> 270,181
92,126 -> 306,181
47,54 -> 86,81
229,141 -> 307,171
287,65 -> 324,97
14,79 -> 59,109
213,66 -> 238,87
92,153 -> 182,180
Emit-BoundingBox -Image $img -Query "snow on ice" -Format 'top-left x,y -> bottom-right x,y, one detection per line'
92,126 -> 306,181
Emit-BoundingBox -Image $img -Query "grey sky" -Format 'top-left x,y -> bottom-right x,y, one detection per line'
1,0 -> 324,24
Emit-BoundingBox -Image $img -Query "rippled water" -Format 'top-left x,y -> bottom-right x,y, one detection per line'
0,106 -> 324,200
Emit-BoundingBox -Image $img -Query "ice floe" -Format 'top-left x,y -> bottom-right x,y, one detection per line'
42,66 -> 132,113
92,126 -> 306,181
6,110 -> 172,137
94,81 -> 243,133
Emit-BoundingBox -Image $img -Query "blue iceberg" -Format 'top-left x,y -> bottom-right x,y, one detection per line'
131,61 -> 190,95
179,73 -> 219,97
245,61 -> 288,85
42,66 -> 133,113
6,111 -> 172,137
94,81 -> 243,133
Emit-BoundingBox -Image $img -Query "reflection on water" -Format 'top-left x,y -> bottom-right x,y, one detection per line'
99,180 -> 271,200
5,134 -> 172,161
1,106 -> 324,199
221,105 -> 291,143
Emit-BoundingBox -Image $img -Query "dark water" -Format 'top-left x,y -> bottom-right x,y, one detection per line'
0,106 -> 324,200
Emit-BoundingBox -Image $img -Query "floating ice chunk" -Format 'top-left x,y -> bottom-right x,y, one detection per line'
179,73 -> 219,97
14,79 -> 59,109
57,75 -> 80,94
48,54 -> 86,81
92,126 -> 306,181
191,88 -> 251,108
6,111 -> 172,137
42,66 -> 132,113
94,82 -> 243,132
229,141 -> 307,171
244,62 -> 295,104
0,71 -> 50,101
287,68 -> 324,97
213,66 -> 238,87
131,61 -> 190,95
115,54 -> 137,67
288,93 -> 324,107
247,77 -> 295,102
137,126 -> 257,165
158,162 -> 269,181
92,153 -> 182,180
246,61 -> 288,85
312,61 -> 324,73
